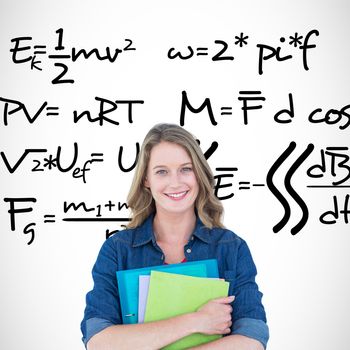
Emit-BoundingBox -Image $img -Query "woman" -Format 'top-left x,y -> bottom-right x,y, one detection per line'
81,123 -> 269,349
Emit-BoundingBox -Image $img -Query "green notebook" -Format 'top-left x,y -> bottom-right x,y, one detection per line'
144,271 -> 230,349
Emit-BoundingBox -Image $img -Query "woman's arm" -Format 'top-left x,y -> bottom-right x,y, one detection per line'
223,239 -> 269,348
189,294 -> 264,350
87,313 -> 195,350
87,296 -> 234,350
189,334 -> 264,350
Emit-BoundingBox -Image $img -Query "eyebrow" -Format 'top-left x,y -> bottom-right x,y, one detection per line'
152,162 -> 192,170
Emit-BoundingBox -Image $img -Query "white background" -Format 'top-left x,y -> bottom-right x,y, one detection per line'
1,1 -> 349,349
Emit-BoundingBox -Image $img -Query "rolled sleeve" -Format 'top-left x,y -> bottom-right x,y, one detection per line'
81,238 -> 122,346
226,239 -> 269,347
83,317 -> 115,347
232,317 -> 269,349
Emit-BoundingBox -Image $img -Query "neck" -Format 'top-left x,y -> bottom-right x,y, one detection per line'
153,210 -> 197,244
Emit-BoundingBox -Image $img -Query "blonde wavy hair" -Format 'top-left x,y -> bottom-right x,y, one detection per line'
126,123 -> 224,229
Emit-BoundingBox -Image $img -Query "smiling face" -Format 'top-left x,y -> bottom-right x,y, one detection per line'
144,141 -> 199,217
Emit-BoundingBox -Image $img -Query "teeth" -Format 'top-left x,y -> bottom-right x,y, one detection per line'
167,191 -> 187,198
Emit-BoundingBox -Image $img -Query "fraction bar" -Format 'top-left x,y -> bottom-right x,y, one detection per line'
239,91 -> 262,94
63,217 -> 131,222
307,185 -> 350,188
215,167 -> 238,171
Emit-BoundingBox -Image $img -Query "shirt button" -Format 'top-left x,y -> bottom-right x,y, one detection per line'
186,248 -> 192,254
191,236 -> 194,241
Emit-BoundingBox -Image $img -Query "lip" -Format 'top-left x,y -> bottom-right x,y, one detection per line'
165,190 -> 189,201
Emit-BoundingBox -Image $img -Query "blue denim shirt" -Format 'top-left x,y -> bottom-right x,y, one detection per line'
81,214 -> 269,348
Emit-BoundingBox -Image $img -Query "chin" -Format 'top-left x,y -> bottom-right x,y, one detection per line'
158,203 -> 196,216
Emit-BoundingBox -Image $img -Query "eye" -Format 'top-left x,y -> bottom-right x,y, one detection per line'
155,169 -> 167,175
181,167 -> 193,173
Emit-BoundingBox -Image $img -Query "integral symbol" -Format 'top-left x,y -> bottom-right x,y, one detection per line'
266,142 -> 314,235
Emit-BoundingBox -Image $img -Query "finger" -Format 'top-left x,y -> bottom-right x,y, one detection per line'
224,305 -> 233,313
223,315 -> 232,323
217,325 -> 232,335
224,327 -> 232,334
217,322 -> 232,334
213,295 -> 235,304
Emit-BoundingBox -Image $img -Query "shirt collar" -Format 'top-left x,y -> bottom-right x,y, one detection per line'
132,213 -> 212,248
132,214 -> 155,247
192,219 -> 212,244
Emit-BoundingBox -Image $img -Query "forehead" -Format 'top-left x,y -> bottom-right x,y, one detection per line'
148,141 -> 192,165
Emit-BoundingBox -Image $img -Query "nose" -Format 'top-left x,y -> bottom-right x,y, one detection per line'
168,171 -> 182,188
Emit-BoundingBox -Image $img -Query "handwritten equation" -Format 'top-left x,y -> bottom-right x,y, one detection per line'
0,142 -> 140,183
0,96 -> 144,127
168,30 -> 319,75
179,91 -> 350,129
2,140 -> 349,185
10,28 -> 136,84
2,197 -> 130,245
8,29 -> 319,84
2,142 -> 349,244
1,91 -> 349,129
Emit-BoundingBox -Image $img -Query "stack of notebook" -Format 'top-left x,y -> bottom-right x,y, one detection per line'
116,259 -> 230,349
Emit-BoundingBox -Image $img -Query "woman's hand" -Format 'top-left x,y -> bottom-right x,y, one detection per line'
194,296 -> 234,335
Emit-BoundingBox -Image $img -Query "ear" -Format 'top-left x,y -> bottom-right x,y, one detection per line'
144,177 -> 150,188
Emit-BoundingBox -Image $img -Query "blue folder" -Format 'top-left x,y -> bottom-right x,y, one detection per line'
116,259 -> 219,324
